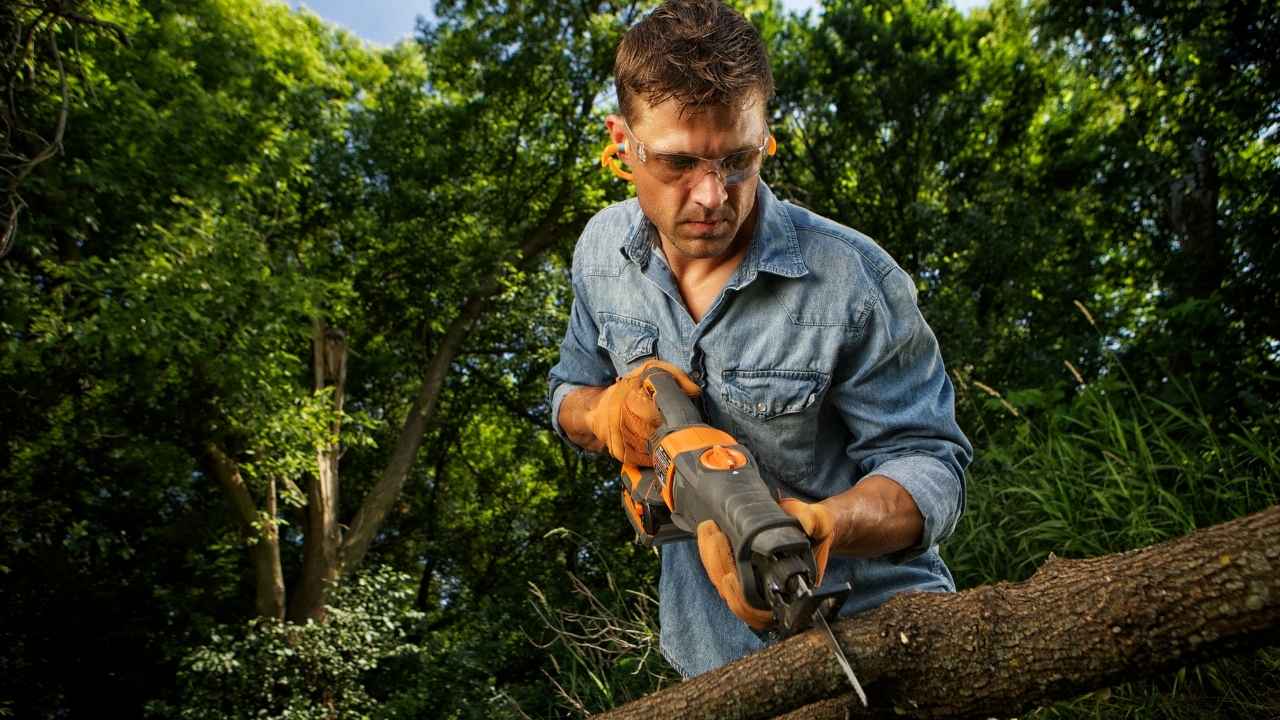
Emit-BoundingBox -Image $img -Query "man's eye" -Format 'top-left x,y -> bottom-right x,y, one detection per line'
722,150 -> 757,173
658,155 -> 698,172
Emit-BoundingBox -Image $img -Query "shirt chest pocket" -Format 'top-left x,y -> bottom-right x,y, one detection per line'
597,313 -> 658,374
719,369 -> 829,493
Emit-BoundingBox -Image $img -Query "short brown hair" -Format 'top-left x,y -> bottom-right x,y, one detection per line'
614,0 -> 774,121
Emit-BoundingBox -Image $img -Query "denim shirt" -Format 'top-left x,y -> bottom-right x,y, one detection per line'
547,182 -> 972,679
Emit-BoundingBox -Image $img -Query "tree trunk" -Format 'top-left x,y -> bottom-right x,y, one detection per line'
1175,138 -> 1223,301
598,504 -> 1280,720
205,443 -> 285,620
289,320 -> 348,622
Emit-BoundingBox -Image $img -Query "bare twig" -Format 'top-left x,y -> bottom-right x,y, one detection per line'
1,27 -> 66,257
1,1 -> 130,257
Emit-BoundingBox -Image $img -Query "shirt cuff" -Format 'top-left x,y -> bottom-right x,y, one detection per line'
861,453 -> 964,564
550,381 -> 591,446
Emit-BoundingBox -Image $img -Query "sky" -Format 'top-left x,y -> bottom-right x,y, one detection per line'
289,0 -> 989,47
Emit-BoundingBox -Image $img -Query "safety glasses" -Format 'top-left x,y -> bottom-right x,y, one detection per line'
601,116 -> 777,186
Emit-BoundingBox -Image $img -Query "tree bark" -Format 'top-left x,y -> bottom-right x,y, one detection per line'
204,443 -> 285,620
289,320 -> 348,622
598,504 -> 1280,720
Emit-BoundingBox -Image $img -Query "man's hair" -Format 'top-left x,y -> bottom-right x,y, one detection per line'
614,0 -> 774,121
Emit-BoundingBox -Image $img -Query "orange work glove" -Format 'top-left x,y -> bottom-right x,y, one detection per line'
697,519 -> 773,629
777,498 -> 835,587
696,499 -> 836,630
583,359 -> 701,466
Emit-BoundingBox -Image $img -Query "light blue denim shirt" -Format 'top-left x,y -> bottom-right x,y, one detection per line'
547,182 -> 972,679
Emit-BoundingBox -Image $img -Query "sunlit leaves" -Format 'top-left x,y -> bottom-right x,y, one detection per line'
168,567 -> 425,720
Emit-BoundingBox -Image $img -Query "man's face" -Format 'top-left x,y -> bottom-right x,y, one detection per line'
607,97 -> 768,262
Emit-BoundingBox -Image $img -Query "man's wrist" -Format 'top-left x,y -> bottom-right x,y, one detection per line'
558,385 -> 608,452
819,474 -> 925,559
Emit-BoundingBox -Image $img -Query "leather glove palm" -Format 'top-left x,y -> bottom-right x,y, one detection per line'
696,498 -> 836,630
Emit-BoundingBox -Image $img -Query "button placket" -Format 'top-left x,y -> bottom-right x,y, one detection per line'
689,348 -> 706,386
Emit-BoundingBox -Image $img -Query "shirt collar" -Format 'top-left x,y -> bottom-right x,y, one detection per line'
620,182 -> 809,280
749,181 -> 808,279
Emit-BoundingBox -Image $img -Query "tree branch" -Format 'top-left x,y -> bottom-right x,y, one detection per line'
340,175 -> 578,576
204,442 -> 259,530
204,442 -> 285,620
1,28 -> 66,257
599,504 -> 1280,720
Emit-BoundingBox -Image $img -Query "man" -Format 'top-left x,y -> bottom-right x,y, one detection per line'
547,0 -> 971,679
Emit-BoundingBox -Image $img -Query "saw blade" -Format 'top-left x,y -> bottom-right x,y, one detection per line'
813,607 -> 868,707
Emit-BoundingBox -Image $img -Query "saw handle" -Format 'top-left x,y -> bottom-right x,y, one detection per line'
644,367 -> 704,428
620,463 -> 692,545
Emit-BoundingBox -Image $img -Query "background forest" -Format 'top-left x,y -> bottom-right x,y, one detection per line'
2,0 -> 1278,718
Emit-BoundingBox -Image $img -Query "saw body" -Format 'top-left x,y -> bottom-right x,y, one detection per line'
619,367 -> 851,637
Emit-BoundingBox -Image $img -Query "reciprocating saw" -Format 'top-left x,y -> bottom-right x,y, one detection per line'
617,366 -> 868,704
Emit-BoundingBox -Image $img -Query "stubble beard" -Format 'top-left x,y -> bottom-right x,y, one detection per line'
667,212 -> 739,259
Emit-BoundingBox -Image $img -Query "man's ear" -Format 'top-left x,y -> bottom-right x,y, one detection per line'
605,114 -> 627,147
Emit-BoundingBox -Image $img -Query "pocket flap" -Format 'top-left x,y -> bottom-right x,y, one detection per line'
597,313 -> 658,363
721,369 -> 828,420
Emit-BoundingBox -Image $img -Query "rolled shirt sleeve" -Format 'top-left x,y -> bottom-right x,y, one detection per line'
547,253 -> 618,443
833,266 -> 972,563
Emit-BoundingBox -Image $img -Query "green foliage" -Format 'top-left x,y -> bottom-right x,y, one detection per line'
1031,0 -> 1280,405
773,0 -> 1115,398
163,566 -> 425,720
2,0 -> 1278,717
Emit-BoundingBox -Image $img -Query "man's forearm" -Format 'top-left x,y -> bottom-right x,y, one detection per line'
819,474 -> 925,559
558,385 -> 607,452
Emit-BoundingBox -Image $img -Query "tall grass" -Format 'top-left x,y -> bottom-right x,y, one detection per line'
526,530 -> 677,716
951,374 -> 1279,586
950,360 -> 1280,719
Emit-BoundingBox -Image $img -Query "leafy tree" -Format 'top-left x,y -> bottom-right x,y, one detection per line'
3,0 -> 1277,717
4,0 -> 387,711
770,0 -> 1113,411
2,0 -> 656,715
1035,0 -> 1280,407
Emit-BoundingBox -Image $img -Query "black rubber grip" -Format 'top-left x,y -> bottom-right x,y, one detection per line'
645,369 -> 702,429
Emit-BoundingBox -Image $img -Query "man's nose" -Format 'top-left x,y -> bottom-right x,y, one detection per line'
689,166 -> 729,208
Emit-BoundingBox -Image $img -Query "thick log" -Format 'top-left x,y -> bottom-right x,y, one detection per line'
598,505 -> 1280,720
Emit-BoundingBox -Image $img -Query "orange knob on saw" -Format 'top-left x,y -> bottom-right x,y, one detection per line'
700,445 -> 747,470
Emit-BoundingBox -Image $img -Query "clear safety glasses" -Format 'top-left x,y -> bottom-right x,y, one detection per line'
601,117 -> 777,186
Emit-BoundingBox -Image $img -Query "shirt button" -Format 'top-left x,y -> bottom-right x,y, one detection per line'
756,402 -> 767,413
